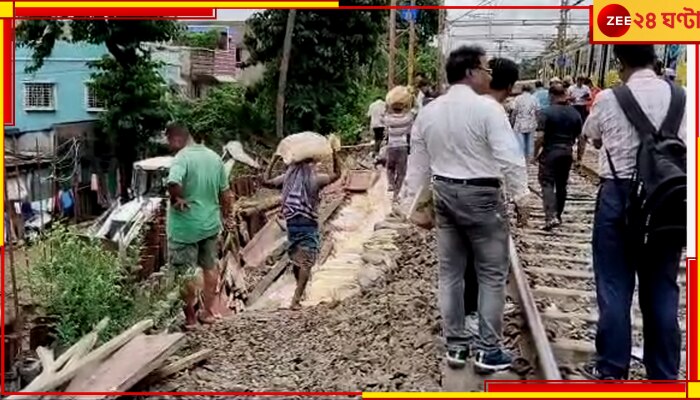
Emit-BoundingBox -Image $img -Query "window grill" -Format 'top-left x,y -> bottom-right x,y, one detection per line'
24,82 -> 55,110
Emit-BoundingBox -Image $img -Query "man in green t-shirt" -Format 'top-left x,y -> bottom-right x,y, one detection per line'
165,123 -> 232,329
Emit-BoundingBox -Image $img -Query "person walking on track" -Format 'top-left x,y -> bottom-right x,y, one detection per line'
534,83 -> 582,230
367,97 -> 387,155
384,102 -> 414,202
511,85 -> 539,162
461,56 -> 520,339
400,45 -> 531,373
262,150 -> 341,310
581,45 -> 687,380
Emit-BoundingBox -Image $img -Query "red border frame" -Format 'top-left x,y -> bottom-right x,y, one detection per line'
1,2 -> 698,398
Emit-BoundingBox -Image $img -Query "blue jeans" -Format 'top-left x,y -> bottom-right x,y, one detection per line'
592,179 -> 682,380
518,132 -> 534,158
286,216 -> 320,254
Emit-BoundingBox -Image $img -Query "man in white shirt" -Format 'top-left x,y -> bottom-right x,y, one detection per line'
460,56 -> 520,346
569,77 -> 591,162
399,46 -> 531,372
581,45 -> 686,381
511,85 -> 540,162
367,97 -> 387,154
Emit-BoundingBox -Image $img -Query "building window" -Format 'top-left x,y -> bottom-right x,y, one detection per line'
23,82 -> 56,111
85,82 -> 106,112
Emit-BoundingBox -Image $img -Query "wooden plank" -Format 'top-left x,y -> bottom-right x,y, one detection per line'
65,333 -> 185,397
344,170 -> 376,192
147,349 -> 213,381
239,217 -> 287,267
9,319 -> 153,398
245,197 -> 345,307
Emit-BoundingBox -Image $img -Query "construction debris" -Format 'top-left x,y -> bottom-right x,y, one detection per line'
147,224 -> 442,394
344,170 -> 378,193
65,333 -> 185,397
6,317 -> 195,397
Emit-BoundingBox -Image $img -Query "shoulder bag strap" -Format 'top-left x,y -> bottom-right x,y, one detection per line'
658,81 -> 686,138
611,85 -> 658,139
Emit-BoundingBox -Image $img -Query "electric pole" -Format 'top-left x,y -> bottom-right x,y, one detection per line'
276,9 -> 296,138
388,0 -> 397,90
437,3 -> 446,91
495,39 -> 505,57
556,0 -> 569,77
407,0 -> 416,87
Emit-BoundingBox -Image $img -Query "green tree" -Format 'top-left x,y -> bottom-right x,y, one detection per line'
244,5 -> 386,137
243,2 -> 439,139
519,57 -> 539,80
16,20 -> 182,201
169,84 -> 271,147
174,28 -> 220,49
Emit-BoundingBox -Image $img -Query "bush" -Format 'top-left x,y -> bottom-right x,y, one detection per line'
23,226 -> 183,346
169,83 -> 272,148
24,226 -> 133,344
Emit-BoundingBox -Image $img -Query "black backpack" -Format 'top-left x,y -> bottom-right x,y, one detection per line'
606,80 -> 686,247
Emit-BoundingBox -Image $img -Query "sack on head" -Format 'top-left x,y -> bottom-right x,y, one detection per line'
276,131 -> 333,165
386,86 -> 412,109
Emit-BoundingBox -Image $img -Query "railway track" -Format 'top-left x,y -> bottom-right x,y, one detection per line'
509,148 -> 687,380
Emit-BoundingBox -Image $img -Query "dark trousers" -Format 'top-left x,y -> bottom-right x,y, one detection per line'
434,180 -> 510,350
593,179 -> 682,380
573,105 -> 588,161
464,245 -> 478,315
538,149 -> 573,221
373,127 -> 385,154
386,146 -> 408,196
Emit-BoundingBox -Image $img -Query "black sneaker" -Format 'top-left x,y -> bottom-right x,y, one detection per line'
578,361 -> 620,381
446,347 -> 469,369
474,348 -> 513,373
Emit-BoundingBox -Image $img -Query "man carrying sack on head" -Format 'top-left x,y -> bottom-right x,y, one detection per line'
262,132 -> 342,310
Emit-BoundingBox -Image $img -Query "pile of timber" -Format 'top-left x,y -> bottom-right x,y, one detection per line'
8,318 -> 211,398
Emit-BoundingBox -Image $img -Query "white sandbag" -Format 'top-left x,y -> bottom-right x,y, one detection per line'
276,131 -> 333,165
223,141 -> 260,169
386,85 -> 412,108
328,133 -> 341,151
407,183 -> 434,229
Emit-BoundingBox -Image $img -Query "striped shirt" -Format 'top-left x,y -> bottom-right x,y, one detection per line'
583,69 -> 687,179
281,162 -> 319,222
384,112 -> 414,148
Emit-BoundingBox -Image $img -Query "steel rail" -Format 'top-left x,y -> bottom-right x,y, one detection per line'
508,234 -> 563,380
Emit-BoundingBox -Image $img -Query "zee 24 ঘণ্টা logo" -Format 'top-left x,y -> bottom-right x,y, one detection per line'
597,3 -> 700,39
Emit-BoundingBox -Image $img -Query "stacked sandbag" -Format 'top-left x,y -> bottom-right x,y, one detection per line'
406,183 -> 434,229
275,132 -> 340,165
386,85 -> 412,110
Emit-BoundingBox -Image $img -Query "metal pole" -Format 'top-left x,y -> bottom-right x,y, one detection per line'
4,161 -> 21,331
73,140 -> 79,225
35,138 -> 43,233
407,0 -> 416,87
495,39 -> 504,57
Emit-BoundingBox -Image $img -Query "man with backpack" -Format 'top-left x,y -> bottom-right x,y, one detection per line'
581,45 -> 687,380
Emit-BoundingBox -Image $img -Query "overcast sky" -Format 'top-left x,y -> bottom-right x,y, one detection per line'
217,0 -> 592,60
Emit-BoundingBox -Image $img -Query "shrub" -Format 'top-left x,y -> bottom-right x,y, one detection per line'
24,226 -> 134,344
23,225 -> 183,345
